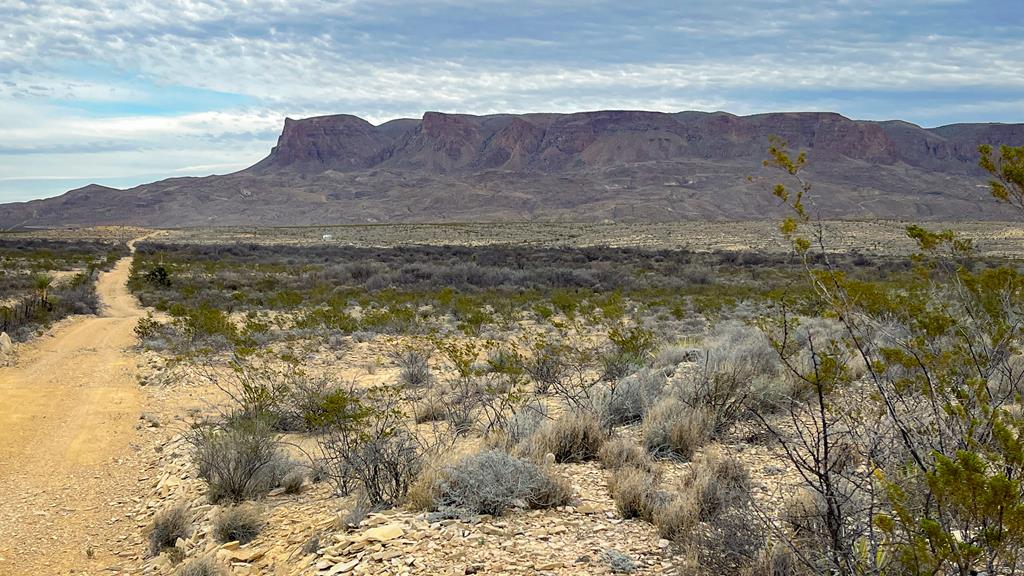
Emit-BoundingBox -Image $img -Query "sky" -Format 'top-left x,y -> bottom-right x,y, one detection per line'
1,0 -> 1022,202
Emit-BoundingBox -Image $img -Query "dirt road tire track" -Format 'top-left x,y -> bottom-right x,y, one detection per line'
0,249 -> 147,574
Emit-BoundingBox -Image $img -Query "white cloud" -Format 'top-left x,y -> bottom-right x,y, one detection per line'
0,0 -> 1021,201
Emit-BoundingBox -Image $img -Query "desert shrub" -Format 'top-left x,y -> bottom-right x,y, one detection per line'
277,374 -> 340,432
173,304 -> 238,345
594,368 -> 665,427
753,140 -> 1024,575
318,386 -> 422,507
526,412 -> 605,463
144,265 -> 172,287
672,321 -> 782,435
148,503 -> 192,555
431,449 -> 574,517
176,557 -> 225,576
524,341 -> 568,393
598,437 -> 653,471
391,346 -> 433,388
213,504 -> 265,544
486,400 -> 548,451
608,466 -> 661,521
602,325 -> 657,380
602,549 -> 638,573
641,398 -> 712,460
135,314 -> 162,340
188,417 -> 287,503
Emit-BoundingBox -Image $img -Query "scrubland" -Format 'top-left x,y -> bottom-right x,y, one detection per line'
4,152 -> 1024,575
0,236 -> 126,342
120,205 -> 1024,576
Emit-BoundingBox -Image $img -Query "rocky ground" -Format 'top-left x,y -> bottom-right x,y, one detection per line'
122,333 -> 805,576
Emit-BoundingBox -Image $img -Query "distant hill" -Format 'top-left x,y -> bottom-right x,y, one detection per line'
2,110 -> 1022,228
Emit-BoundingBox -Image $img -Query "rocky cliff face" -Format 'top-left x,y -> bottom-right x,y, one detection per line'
250,110 -> 1009,175
2,110 -> 1021,228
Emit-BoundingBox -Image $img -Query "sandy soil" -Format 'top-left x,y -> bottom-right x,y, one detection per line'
0,246 -> 146,575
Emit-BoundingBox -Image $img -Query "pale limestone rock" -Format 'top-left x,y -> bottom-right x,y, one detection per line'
363,524 -> 404,542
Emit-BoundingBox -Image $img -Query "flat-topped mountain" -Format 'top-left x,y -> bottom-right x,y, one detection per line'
3,110 -> 1022,228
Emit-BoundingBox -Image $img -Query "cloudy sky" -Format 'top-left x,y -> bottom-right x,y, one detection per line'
1,0 -> 1022,202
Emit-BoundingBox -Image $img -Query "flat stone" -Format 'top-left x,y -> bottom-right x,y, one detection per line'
324,558 -> 359,575
364,524 -> 404,542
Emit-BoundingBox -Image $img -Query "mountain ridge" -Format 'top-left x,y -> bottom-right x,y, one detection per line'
2,109 -> 1022,228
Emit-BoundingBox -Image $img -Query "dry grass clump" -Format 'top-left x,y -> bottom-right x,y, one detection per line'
598,437 -> 654,471
604,444 -> 760,573
607,466 -> 661,521
593,369 -> 665,427
652,493 -> 699,541
406,459 -> 452,512
681,446 -> 751,521
526,412 -> 605,463
779,488 -> 827,538
213,504 -> 266,544
176,557 -> 225,576
641,398 -> 712,460
412,393 -> 448,424
654,446 -> 761,574
148,503 -> 192,555
279,466 -> 307,494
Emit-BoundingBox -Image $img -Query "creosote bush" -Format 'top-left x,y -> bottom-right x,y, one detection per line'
213,504 -> 265,544
429,449 -> 574,517
317,386 -> 422,508
148,503 -> 192,555
188,417 -> 288,504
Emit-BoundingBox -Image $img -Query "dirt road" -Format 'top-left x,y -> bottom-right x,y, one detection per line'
0,250 -> 146,574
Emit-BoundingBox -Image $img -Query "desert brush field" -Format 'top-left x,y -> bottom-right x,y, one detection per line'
1,213 -> 1024,575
